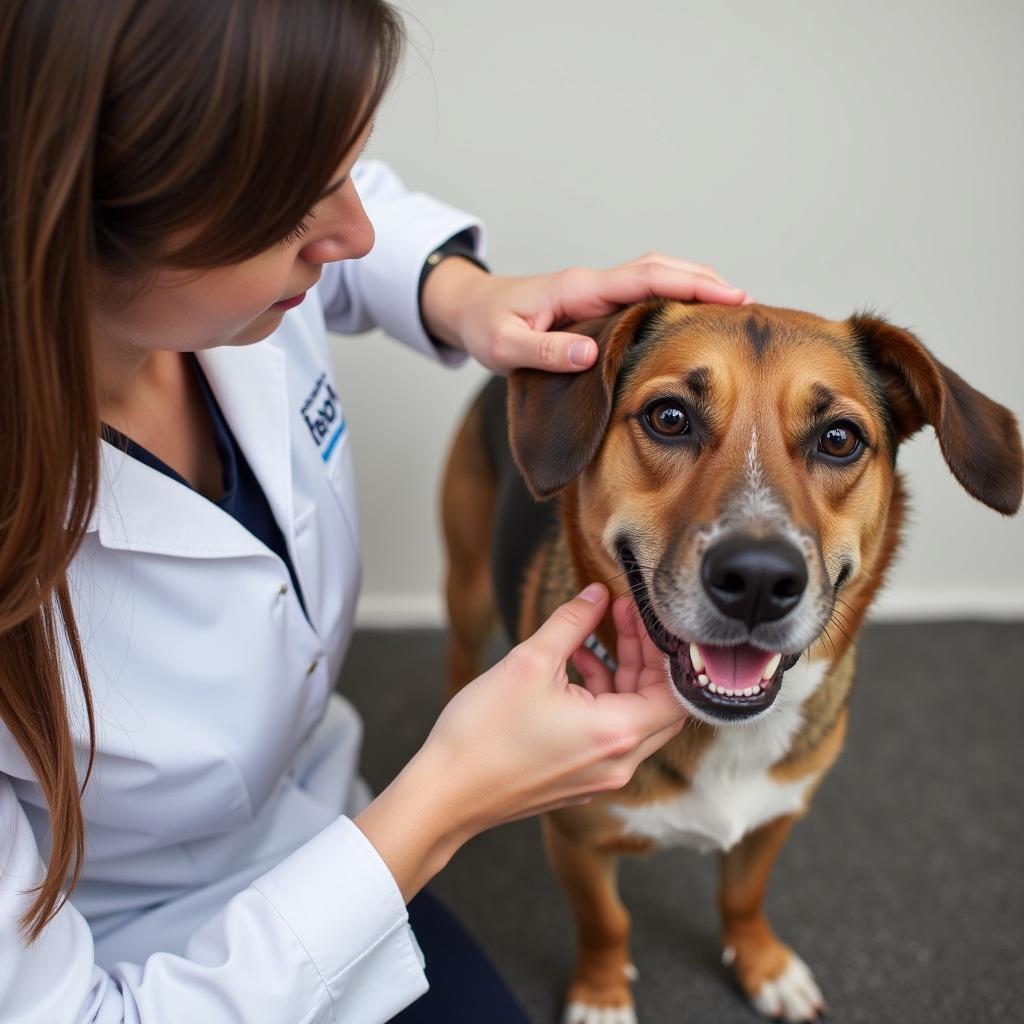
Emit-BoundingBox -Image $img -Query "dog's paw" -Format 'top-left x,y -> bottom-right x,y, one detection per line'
746,951 -> 826,1023
562,976 -> 638,1024
562,1002 -> 638,1024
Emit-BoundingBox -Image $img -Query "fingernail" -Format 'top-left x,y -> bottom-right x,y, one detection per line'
568,340 -> 595,367
579,583 -> 603,604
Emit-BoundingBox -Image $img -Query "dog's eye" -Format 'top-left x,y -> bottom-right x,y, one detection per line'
817,422 -> 861,459
646,400 -> 690,437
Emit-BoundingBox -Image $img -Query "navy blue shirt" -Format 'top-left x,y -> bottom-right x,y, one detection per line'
101,354 -> 308,620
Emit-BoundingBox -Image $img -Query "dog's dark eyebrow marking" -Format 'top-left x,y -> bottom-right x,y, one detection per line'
685,367 -> 711,397
809,385 -> 835,420
744,314 -> 772,357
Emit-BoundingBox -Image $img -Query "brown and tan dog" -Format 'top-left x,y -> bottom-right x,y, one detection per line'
441,301 -> 1022,1023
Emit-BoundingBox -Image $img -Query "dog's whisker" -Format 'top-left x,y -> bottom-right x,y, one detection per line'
830,601 -> 855,625
822,625 -> 841,662
828,613 -> 854,644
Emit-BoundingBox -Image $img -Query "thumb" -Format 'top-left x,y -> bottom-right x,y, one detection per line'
528,583 -> 609,664
502,324 -> 599,372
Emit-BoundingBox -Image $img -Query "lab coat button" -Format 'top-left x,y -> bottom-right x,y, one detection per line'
306,659 -> 318,676
278,583 -> 289,596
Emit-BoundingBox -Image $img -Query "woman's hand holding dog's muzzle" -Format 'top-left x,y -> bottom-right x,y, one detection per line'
355,583 -> 687,901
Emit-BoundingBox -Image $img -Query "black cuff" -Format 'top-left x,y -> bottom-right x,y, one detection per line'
417,229 -> 489,348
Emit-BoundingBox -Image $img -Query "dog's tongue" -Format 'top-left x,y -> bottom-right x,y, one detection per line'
696,643 -> 776,691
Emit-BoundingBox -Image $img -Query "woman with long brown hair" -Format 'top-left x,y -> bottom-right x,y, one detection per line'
0,1 -> 748,1020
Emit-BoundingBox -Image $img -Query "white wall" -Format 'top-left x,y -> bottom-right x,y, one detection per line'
331,0 -> 1024,626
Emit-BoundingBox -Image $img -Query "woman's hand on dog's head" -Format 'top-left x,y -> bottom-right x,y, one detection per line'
420,251 -> 751,375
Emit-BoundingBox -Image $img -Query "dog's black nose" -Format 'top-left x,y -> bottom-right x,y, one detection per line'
701,536 -> 808,628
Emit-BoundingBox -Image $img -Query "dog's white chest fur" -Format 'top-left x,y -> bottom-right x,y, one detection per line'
609,659 -> 829,853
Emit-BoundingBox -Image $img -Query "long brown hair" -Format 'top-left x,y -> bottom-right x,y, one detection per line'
0,0 -> 402,942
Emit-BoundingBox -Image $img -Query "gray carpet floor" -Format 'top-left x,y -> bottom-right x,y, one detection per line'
338,621 -> 1024,1023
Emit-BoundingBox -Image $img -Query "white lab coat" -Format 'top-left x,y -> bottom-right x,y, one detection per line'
0,161 -> 483,1024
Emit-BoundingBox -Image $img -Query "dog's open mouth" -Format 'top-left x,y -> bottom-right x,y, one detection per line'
620,548 -> 799,722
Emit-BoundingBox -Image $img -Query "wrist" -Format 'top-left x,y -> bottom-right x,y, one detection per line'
420,255 -> 490,351
354,746 -> 475,902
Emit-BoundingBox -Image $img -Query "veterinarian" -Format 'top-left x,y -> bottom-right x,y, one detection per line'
0,3 -> 749,1021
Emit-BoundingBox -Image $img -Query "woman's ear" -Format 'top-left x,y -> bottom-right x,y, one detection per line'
507,301 -> 664,500
851,313 -> 1023,515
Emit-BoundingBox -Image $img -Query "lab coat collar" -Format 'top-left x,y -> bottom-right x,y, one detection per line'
86,341 -> 296,563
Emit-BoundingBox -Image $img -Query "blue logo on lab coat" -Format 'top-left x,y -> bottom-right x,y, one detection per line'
300,372 -> 346,461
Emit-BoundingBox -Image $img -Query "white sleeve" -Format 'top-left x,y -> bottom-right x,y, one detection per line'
0,779 -> 427,1024
318,159 -> 487,366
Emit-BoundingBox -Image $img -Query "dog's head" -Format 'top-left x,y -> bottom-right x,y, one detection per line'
508,302 -> 1022,726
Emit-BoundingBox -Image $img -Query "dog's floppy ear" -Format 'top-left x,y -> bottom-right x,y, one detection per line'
851,313 -> 1023,515
508,301 -> 662,500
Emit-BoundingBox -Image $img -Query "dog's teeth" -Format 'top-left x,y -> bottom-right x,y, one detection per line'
708,683 -> 718,694
742,686 -> 753,697
689,642 -> 705,673
762,652 -> 782,680
752,683 -> 762,695
697,673 -> 709,686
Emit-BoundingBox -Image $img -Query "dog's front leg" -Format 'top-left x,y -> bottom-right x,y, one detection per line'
543,814 -> 638,1024
717,814 -> 826,1022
